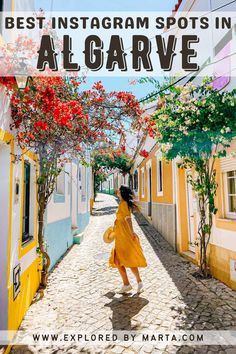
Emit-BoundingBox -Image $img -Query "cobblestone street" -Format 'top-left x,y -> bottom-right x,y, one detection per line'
11,193 -> 236,354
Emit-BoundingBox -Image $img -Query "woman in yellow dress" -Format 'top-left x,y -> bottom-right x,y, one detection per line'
109,185 -> 147,294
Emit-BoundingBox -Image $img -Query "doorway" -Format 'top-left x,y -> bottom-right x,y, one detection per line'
0,141 -> 11,330
186,172 -> 195,252
71,163 -> 78,227
22,161 -> 31,243
148,167 -> 152,217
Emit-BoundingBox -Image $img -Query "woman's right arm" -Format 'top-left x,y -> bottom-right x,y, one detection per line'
125,216 -> 139,240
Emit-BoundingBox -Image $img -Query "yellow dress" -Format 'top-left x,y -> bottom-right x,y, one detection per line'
109,201 -> 147,268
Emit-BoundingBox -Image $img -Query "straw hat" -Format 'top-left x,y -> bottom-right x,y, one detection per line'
103,226 -> 115,243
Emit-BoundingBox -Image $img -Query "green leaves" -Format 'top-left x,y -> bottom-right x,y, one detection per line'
203,224 -> 211,234
92,150 -> 132,174
152,79 -> 236,162
92,150 -> 132,193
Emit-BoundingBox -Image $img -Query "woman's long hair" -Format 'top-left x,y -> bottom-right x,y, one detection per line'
119,185 -> 139,212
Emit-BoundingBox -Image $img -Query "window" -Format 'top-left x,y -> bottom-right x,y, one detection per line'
56,170 -> 65,195
134,170 -> 138,192
81,166 -> 87,200
226,170 -> 236,216
22,161 -> 32,244
129,174 -> 133,190
141,168 -> 145,197
157,159 -> 163,195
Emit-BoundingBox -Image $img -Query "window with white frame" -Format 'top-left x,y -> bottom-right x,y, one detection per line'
141,168 -> 145,197
56,170 -> 65,195
157,159 -> 163,195
226,170 -> 236,217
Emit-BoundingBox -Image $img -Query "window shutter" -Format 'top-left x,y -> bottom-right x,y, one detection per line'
220,157 -> 236,172
220,139 -> 236,172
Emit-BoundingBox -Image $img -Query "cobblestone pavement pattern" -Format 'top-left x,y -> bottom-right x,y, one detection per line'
10,194 -> 236,354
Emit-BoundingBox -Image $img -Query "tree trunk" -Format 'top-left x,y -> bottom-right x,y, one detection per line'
194,159 -> 217,278
198,194 -> 208,277
37,155 -> 51,290
38,200 -> 50,288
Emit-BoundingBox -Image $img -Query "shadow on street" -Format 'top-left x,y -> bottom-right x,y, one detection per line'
133,212 -> 236,353
11,346 -> 34,354
104,292 -> 149,330
92,206 -> 118,216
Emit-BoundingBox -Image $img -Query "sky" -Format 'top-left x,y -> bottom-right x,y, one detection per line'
34,0 -> 178,99
35,0 -> 178,13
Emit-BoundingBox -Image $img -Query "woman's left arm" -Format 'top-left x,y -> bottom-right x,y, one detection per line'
125,216 -> 139,240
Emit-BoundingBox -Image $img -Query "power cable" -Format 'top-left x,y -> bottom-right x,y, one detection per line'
139,50 -> 236,103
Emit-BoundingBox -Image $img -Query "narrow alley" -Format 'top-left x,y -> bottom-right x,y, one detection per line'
11,194 -> 236,354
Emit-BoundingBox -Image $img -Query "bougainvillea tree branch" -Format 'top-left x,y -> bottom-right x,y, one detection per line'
1,76 -> 143,290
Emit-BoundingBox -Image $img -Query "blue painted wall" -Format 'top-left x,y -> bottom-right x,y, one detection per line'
45,162 -> 92,270
44,217 -> 73,270
45,213 -> 90,270
77,211 -> 90,234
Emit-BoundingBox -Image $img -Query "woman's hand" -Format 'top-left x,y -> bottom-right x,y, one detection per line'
132,232 -> 139,241
125,216 -> 139,240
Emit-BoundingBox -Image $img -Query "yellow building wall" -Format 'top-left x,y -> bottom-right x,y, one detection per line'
8,149 -> 41,330
208,158 -> 236,290
215,158 -> 236,232
176,158 -> 236,291
8,258 -> 41,330
138,144 -> 173,204
0,130 -> 41,333
90,198 -> 94,214
134,141 -> 236,290
0,129 -> 14,292
176,167 -> 189,253
209,244 -> 236,291
0,129 -> 40,354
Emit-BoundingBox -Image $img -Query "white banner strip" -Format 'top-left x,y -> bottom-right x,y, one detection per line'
1,330 -> 236,346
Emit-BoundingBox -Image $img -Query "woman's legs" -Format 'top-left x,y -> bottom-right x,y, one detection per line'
130,267 -> 142,283
117,266 -> 130,286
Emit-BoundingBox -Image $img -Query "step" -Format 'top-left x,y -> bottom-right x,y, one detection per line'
71,226 -> 79,237
73,232 -> 84,245
181,250 -> 198,265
